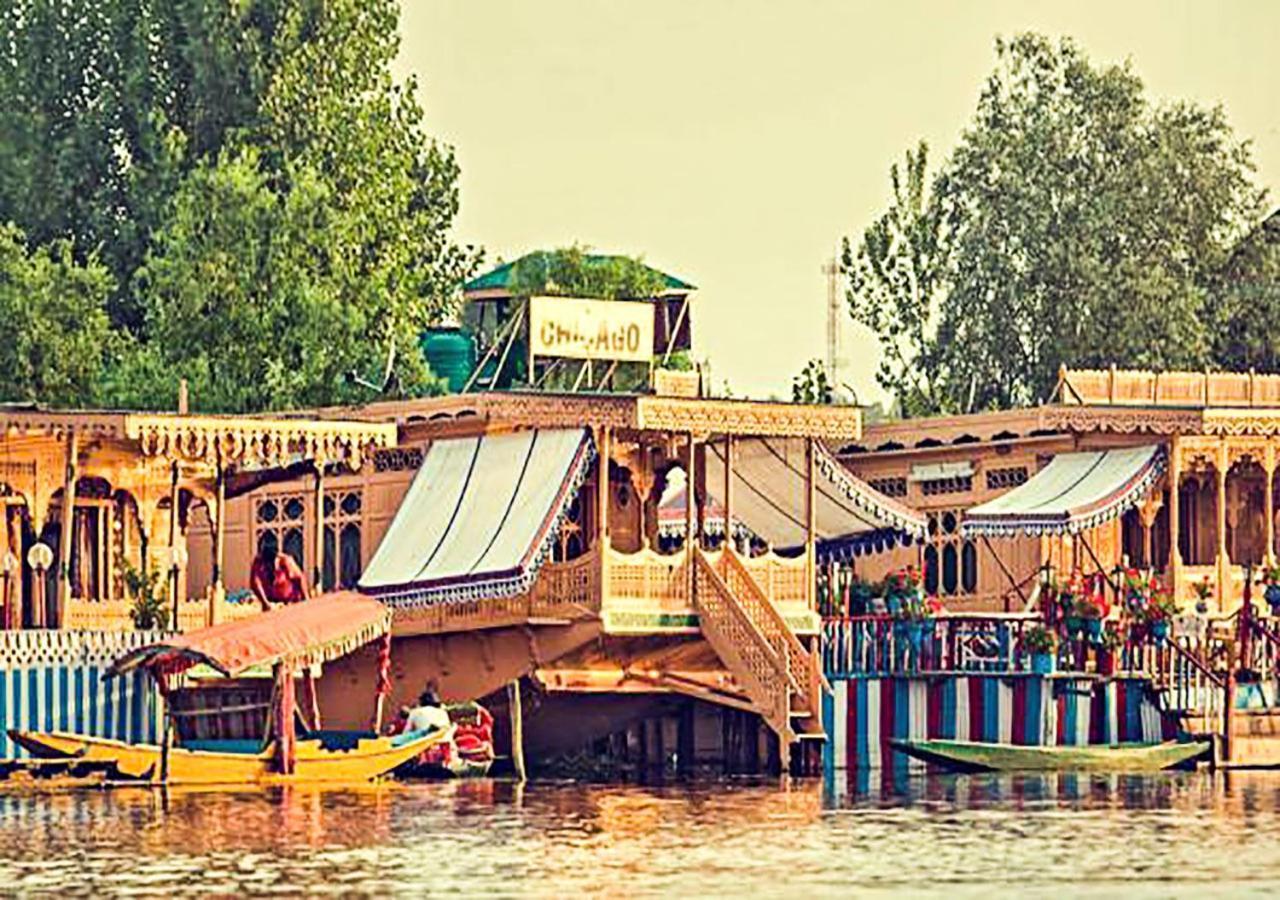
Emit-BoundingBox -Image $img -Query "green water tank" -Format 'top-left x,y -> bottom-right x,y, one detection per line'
420,328 -> 476,392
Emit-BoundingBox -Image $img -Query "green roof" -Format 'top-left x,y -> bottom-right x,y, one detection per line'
464,253 -> 695,295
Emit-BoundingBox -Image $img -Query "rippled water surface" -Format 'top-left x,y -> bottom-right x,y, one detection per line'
3,771 -> 1280,896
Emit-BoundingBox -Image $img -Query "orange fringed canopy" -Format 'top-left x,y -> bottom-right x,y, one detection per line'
109,591 -> 392,679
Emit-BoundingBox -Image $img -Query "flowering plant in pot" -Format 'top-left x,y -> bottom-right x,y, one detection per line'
1023,625 -> 1057,674
1144,592 -> 1179,640
1073,594 -> 1105,643
1059,571 -> 1085,635
1192,577 -> 1212,615
1097,624 -> 1124,676
1263,566 -> 1280,615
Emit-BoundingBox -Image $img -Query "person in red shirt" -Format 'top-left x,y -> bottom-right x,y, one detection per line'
250,532 -> 310,609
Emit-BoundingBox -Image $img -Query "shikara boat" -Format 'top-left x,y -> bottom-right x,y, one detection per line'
8,592 -> 446,786
888,738 -> 1211,773
406,702 -> 495,778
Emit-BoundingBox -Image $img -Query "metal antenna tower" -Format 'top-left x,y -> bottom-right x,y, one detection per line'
822,255 -> 842,386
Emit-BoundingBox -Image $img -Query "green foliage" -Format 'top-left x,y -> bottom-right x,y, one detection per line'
844,141 -> 952,417
847,34 -> 1266,414
507,246 -> 670,300
792,359 -> 834,404
0,0 -> 476,412
121,560 -> 168,631
0,225 -> 117,406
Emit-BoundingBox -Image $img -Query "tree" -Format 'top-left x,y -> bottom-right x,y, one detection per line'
1212,212 -> 1280,371
0,225 -> 116,406
110,150 -> 447,413
1,0 -> 477,410
792,359 -> 834,405
848,34 -> 1266,414
843,142 -> 953,416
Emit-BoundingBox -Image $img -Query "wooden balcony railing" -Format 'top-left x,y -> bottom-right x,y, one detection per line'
604,546 -> 689,612
60,595 -> 263,632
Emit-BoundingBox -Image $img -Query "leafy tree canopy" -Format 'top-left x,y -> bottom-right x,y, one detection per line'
0,225 -> 116,407
792,359 -> 834,405
846,34 -> 1267,415
0,0 -> 477,412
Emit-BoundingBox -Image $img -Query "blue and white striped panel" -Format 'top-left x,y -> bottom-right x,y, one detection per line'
0,664 -> 160,759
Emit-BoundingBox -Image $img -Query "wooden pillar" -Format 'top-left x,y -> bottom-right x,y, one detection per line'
210,452 -> 227,627
508,679 -> 527,782
805,437 -> 817,610
167,461 -> 180,629
1169,437 -> 1182,585
597,428 -> 611,603
723,435 -> 734,554
273,663 -> 297,775
313,460 -> 325,593
1266,442 -> 1276,567
694,443 -> 707,551
685,432 -> 697,597
1217,441 -> 1230,610
57,429 -> 78,628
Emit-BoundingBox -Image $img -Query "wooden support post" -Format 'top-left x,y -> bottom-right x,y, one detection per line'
685,432 -> 696,597
274,663 -> 297,775
313,462 -> 326,593
1266,442 -> 1276,567
302,668 -> 322,731
597,427 -> 611,599
1169,438 -> 1182,583
677,700 -> 695,775
57,429 -> 78,628
1223,641 -> 1236,766
210,451 -> 226,626
723,435 -> 734,554
805,437 -> 817,610
168,461 -> 180,630
507,679 -> 527,782
159,709 -> 174,783
1217,441 -> 1230,611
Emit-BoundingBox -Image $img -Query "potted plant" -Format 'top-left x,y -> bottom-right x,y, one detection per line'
1263,566 -> 1280,615
1059,573 -> 1083,636
1146,592 -> 1179,641
122,561 -> 169,632
1098,624 -> 1123,676
1192,577 -> 1212,616
1074,595 -> 1104,643
1023,625 -> 1057,674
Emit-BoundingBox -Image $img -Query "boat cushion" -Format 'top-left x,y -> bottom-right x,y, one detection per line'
183,738 -> 264,755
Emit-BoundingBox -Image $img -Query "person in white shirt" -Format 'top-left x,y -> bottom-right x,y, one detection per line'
405,689 -> 451,734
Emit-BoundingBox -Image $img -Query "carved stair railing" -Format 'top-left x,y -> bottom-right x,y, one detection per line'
715,549 -> 825,734
691,550 -> 794,746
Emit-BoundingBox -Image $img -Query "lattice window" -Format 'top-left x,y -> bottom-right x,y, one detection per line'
985,466 -> 1029,491
322,489 -> 363,591
920,476 -> 973,496
254,494 -> 306,569
923,509 -> 979,597
372,448 -> 424,473
867,476 -> 907,498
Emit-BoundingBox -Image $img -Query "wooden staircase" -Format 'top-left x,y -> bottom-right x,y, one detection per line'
691,548 -> 826,765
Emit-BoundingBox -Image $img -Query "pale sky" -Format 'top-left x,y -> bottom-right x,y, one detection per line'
395,1 -> 1280,404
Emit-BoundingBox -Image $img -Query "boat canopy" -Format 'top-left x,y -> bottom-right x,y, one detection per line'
109,591 -> 391,678
961,444 -> 1166,538
358,428 -> 594,607
702,438 -> 928,558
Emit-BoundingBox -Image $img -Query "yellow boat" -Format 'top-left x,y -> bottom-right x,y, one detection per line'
8,728 -> 443,785
9,592 -> 445,786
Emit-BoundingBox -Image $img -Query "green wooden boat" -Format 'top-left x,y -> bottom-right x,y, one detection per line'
888,739 -> 1211,773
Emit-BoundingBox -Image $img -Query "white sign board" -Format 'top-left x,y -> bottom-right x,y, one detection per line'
529,296 -> 654,363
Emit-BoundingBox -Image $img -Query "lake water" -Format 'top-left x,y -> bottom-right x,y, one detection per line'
2,771 -> 1280,897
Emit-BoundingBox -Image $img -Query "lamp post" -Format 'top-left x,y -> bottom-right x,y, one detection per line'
167,543 -> 189,632
27,542 -> 53,629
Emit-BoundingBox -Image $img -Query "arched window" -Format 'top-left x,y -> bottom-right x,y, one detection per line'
961,540 -> 978,593
941,544 -> 958,595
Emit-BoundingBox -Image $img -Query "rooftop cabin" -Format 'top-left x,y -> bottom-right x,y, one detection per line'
446,252 -> 699,395
839,366 -> 1280,616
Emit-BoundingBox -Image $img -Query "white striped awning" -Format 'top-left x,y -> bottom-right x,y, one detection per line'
961,444 -> 1166,538
359,429 -> 594,606
702,438 -> 927,556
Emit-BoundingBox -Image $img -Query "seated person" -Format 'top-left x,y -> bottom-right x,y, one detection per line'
404,688 -> 452,735
386,705 -> 412,736
250,532 -> 310,609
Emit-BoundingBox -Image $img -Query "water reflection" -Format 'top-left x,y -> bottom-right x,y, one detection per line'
1,773 -> 1279,895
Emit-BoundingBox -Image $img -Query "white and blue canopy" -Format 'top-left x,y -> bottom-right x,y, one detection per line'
359,429 -> 594,606
961,444 -> 1166,538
